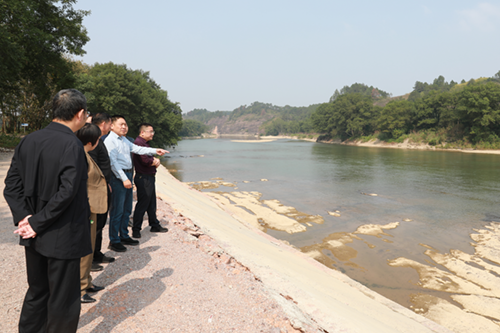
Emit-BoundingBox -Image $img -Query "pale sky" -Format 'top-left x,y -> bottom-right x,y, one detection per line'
74,1 -> 500,113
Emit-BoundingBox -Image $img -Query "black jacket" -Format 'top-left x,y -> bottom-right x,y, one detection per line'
4,122 -> 92,259
88,138 -> 111,184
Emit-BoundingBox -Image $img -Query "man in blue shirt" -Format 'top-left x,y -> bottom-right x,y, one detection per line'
104,115 -> 167,252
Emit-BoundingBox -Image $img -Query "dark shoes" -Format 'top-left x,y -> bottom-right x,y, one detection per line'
108,242 -> 127,252
121,237 -> 139,246
90,263 -> 104,272
93,255 -> 115,264
132,230 -> 141,239
87,285 -> 105,293
151,225 -> 168,233
81,293 -> 96,303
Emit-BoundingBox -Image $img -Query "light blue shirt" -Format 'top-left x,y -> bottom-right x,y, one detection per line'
104,131 -> 157,181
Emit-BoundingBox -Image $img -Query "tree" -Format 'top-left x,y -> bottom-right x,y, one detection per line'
75,62 -> 183,146
377,100 -> 413,138
178,119 -> 208,137
456,82 -> 500,143
0,0 -> 90,132
312,93 -> 374,139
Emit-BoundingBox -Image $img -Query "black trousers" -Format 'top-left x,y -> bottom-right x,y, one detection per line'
93,186 -> 111,261
132,173 -> 160,231
20,246 -> 81,333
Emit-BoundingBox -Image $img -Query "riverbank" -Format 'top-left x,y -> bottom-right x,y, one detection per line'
0,151 -> 449,332
260,135 -> 500,154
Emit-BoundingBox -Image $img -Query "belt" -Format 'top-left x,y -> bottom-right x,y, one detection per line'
123,168 -> 133,173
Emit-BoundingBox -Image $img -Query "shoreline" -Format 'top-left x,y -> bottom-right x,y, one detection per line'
155,164 -> 449,332
260,135 -> 500,155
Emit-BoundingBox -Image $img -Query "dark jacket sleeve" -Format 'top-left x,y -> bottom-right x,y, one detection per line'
88,139 -> 111,183
4,144 -> 32,225
27,144 -> 88,235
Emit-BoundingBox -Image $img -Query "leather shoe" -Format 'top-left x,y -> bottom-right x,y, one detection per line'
81,293 -> 96,303
150,225 -> 168,233
108,242 -> 127,252
90,263 -> 103,272
121,237 -> 139,246
132,230 -> 141,239
87,285 -> 105,293
93,255 -> 115,264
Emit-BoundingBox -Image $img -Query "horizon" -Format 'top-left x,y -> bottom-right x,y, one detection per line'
75,1 -> 500,113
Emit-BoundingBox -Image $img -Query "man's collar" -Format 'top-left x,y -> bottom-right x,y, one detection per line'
109,131 -> 121,139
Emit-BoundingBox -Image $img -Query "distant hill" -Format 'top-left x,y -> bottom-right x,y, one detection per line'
183,102 -> 319,136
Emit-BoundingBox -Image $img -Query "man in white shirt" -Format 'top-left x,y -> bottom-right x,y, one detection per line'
104,115 -> 167,252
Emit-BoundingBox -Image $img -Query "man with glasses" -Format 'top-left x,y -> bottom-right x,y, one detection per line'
4,89 -> 91,332
104,116 -> 167,252
131,123 -> 169,239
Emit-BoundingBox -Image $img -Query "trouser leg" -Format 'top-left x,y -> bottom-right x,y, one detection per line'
19,247 -> 50,333
132,174 -> 157,231
20,247 -> 81,333
81,213 -> 97,294
146,176 -> 160,227
93,211 -> 108,260
109,175 -> 126,244
119,171 -> 133,240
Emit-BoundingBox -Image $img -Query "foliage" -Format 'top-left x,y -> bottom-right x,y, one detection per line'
0,0 -> 90,133
75,62 -> 183,146
184,109 -> 231,122
179,119 -> 208,137
312,93 -> 375,139
329,83 -> 390,102
0,134 -> 22,148
377,100 -> 413,139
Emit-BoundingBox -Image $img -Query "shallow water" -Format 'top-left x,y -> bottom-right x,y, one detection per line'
162,138 -> 500,309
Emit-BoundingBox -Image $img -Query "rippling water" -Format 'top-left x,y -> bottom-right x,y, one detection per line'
162,138 -> 500,308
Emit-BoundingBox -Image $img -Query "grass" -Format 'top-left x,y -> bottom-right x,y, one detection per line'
0,134 -> 21,148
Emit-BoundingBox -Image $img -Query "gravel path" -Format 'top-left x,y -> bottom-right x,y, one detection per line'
0,152 -> 320,333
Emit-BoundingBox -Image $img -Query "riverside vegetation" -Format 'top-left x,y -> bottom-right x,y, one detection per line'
185,75 -> 500,150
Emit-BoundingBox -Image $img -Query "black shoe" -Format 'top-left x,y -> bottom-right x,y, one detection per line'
120,237 -> 139,246
108,242 -> 127,252
132,230 -> 141,239
150,225 -> 168,233
81,293 -> 96,303
93,255 -> 115,264
87,285 -> 105,293
90,263 -> 104,272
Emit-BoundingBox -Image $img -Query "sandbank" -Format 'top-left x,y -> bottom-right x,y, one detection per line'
155,166 -> 449,332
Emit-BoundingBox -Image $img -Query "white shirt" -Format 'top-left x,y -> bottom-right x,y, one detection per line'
104,131 -> 156,181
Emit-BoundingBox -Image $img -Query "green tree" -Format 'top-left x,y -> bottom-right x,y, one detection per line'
456,82 -> 500,143
377,100 -> 413,138
312,93 -> 375,139
0,0 -> 90,132
179,119 -> 208,137
76,62 -> 182,146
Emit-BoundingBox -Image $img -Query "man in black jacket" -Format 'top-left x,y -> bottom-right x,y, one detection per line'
89,113 -> 115,268
4,89 -> 91,333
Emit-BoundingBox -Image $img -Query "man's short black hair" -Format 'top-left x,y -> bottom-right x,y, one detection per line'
139,122 -> 154,133
52,89 -> 87,121
92,113 -> 111,126
75,123 -> 101,147
110,115 -> 126,123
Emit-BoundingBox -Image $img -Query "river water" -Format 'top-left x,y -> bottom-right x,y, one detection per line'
162,138 -> 500,310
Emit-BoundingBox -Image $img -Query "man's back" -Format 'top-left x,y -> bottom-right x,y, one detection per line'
4,122 -> 92,259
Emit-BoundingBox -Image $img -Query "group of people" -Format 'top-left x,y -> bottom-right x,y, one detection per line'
4,89 -> 169,332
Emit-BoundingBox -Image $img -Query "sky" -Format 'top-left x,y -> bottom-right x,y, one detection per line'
74,0 -> 500,113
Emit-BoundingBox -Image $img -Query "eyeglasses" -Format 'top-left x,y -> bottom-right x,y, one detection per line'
145,130 -> 155,134
86,111 -> 91,117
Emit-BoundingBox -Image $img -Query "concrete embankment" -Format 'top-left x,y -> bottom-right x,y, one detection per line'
155,165 -> 451,332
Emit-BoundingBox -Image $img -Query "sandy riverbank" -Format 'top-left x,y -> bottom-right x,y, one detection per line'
259,135 -> 500,155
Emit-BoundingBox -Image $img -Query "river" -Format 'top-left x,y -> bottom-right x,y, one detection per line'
162,138 -> 500,321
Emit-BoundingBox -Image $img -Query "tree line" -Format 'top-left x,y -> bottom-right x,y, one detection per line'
312,74 -> 500,148
1,0 -> 182,146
